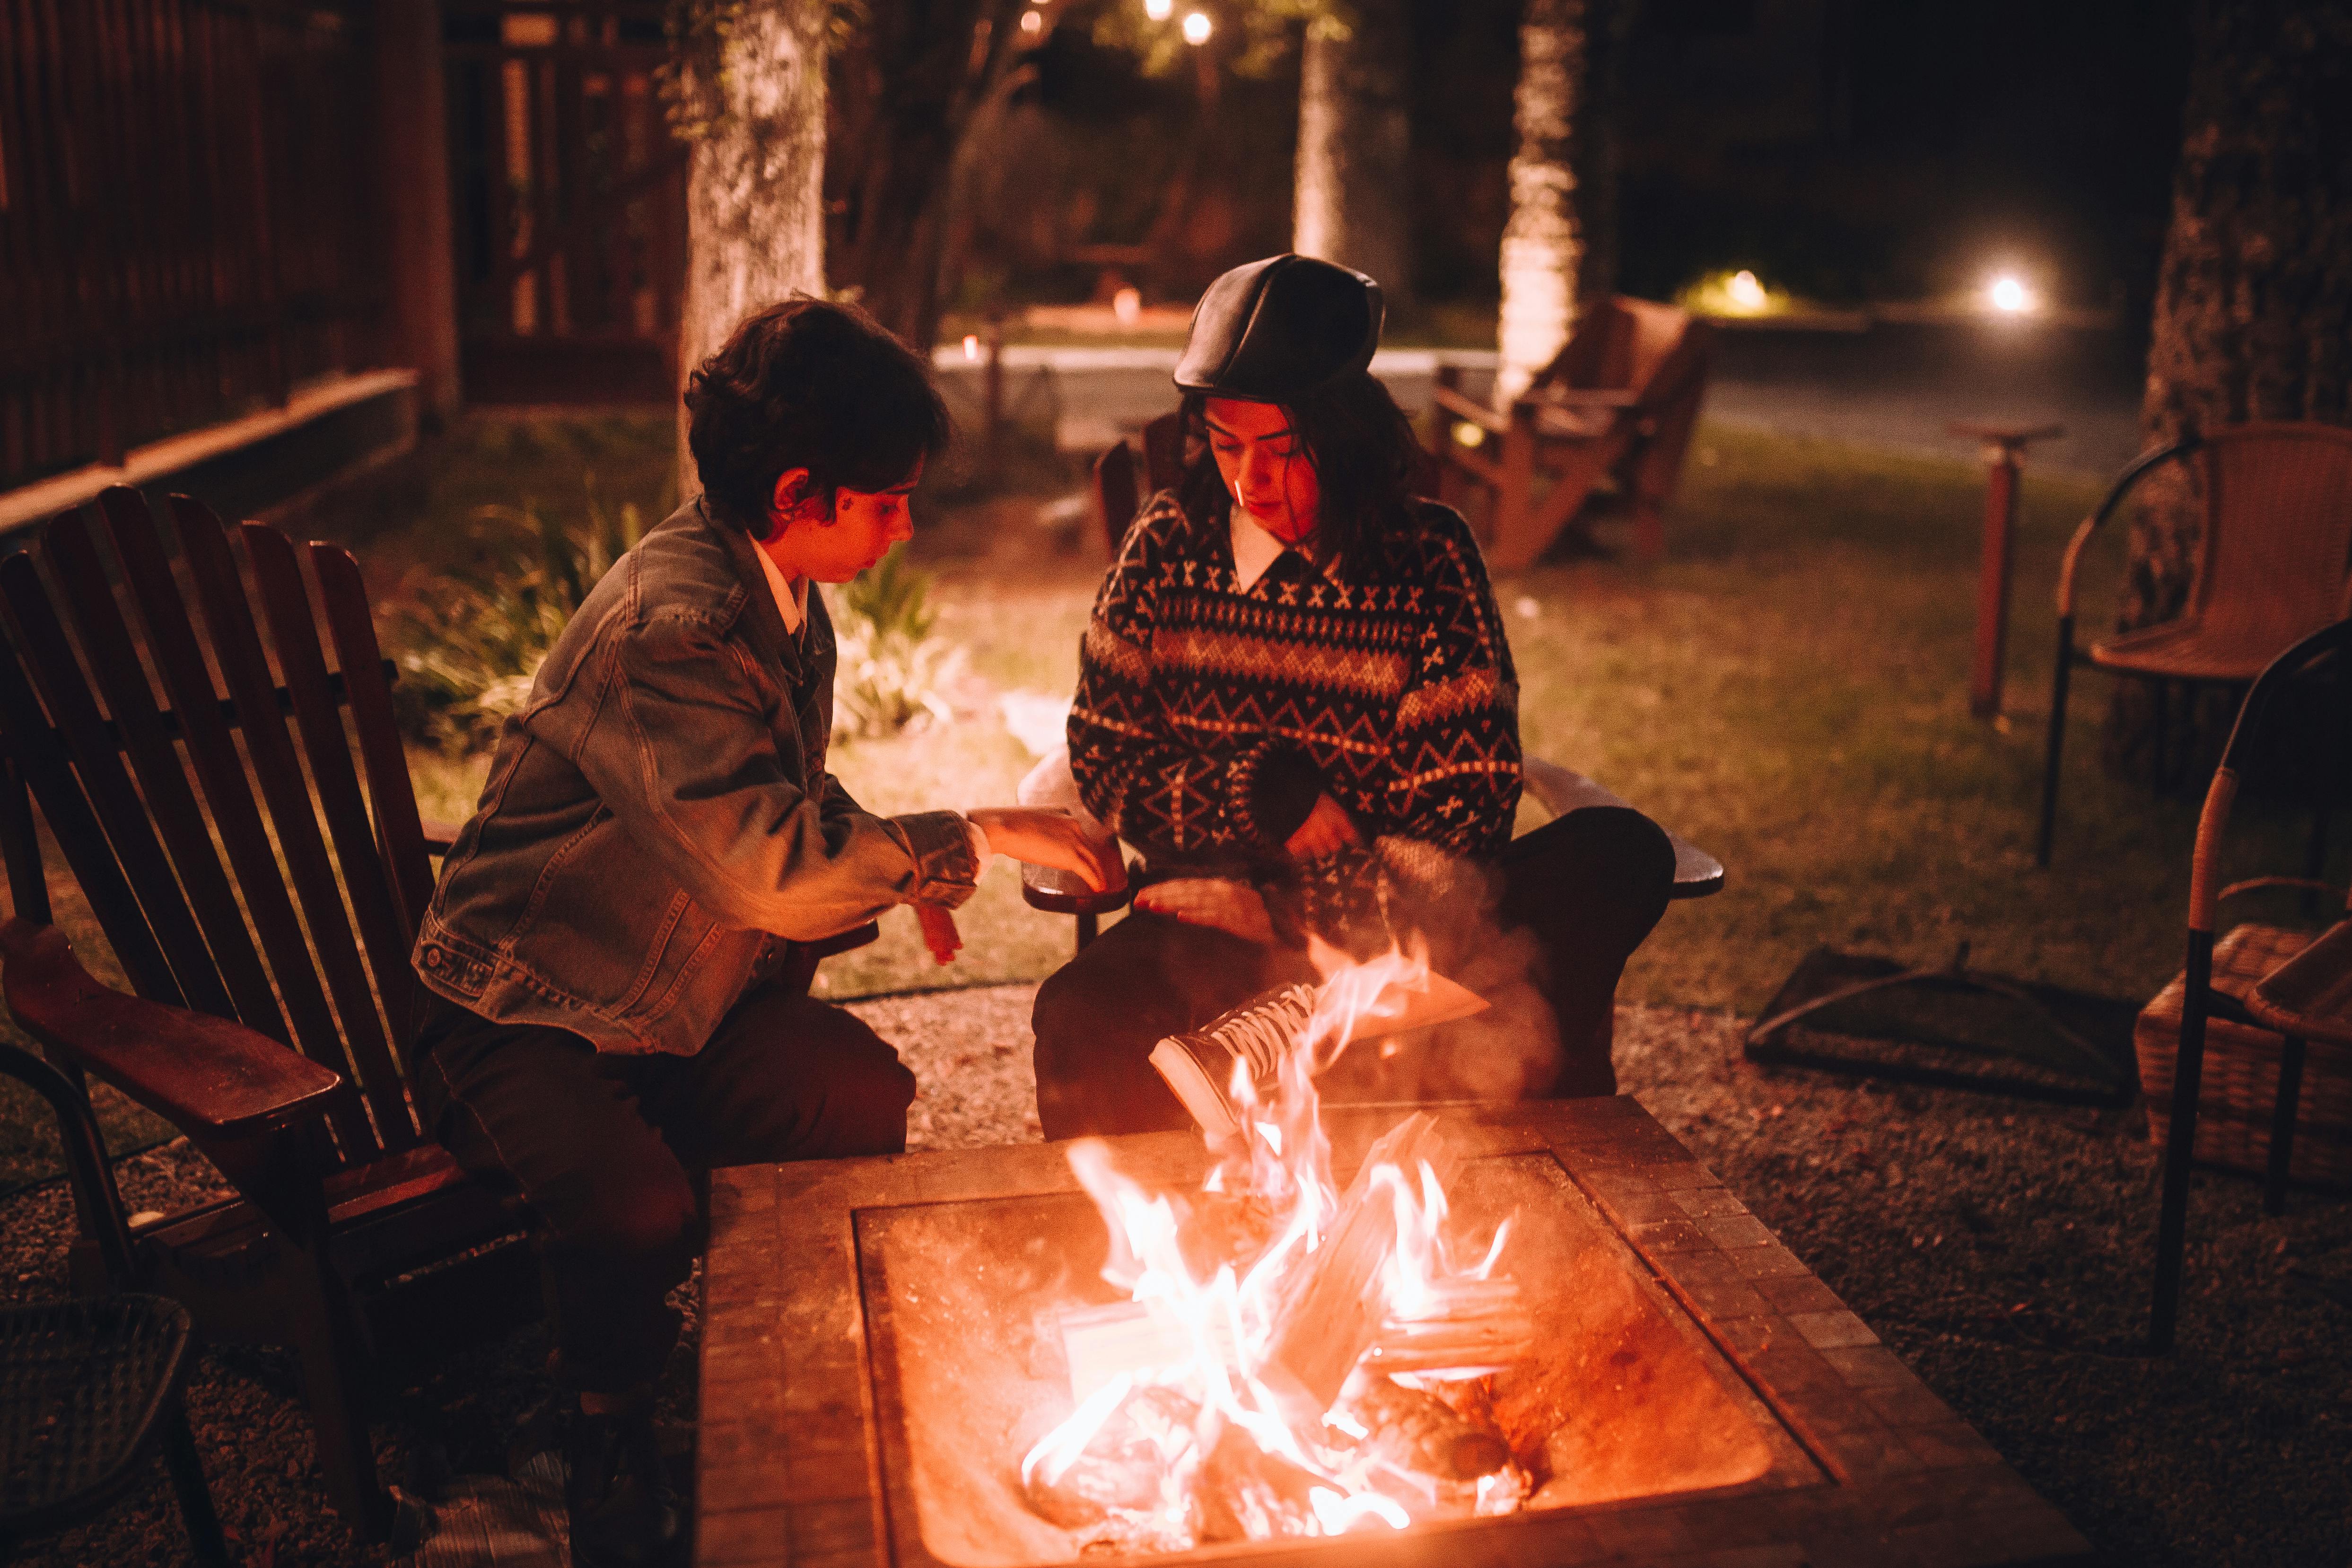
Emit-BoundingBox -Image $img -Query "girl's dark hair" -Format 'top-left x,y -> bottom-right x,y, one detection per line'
684,297 -> 950,538
1173,371 -> 1422,576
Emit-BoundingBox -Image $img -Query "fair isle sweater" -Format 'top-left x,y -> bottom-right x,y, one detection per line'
1067,490 -> 1523,944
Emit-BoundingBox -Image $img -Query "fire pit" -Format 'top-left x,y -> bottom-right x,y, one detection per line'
696,1097 -> 2090,1567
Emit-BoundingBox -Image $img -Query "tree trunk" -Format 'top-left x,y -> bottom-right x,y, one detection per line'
2105,0 -> 2352,781
673,0 -> 830,487
1292,0 -> 1414,313
1494,0 -> 1630,407
827,1 -> 1028,354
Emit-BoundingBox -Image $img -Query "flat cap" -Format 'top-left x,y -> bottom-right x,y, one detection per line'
1173,254 -> 1383,402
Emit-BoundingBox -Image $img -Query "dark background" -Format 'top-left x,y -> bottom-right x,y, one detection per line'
988,0 -> 2195,331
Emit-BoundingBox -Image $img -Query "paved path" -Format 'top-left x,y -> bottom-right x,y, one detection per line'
934,318 -> 2145,478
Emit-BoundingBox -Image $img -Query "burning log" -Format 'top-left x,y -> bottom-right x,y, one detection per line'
1343,1374 -> 1513,1485
1366,1277 -> 1538,1377
1260,1112 -> 1460,1416
1194,1424 -> 1325,1542
1022,1383 -> 1199,1536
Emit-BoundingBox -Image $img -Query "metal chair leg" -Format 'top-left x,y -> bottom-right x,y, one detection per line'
2037,619 -> 2073,867
2151,929 -> 2214,1354
2153,678 -> 2171,794
2265,1034 -> 2307,1218
158,1397 -> 230,1568
2303,806 -> 2331,920
1075,911 -> 1098,952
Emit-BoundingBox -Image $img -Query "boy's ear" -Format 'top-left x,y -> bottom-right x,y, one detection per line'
770,468 -> 812,519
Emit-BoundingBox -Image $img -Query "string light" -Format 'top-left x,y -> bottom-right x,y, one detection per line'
1181,10 -> 1212,43
1145,0 -> 1172,18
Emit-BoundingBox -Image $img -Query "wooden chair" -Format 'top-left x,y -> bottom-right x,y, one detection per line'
2038,422 -> 2352,867
0,488 -> 870,1534
1429,296 -> 1714,570
2148,618 -> 2352,1353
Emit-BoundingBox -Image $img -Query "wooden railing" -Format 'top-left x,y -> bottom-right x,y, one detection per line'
0,0 -> 385,494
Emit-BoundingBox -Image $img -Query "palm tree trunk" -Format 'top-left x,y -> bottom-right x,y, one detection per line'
672,0 -> 829,486
1293,0 -> 1414,311
2106,0 -> 2352,780
1495,0 -> 1628,407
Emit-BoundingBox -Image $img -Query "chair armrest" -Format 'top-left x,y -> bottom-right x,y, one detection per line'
2056,438 -> 2199,618
1021,860 -> 1136,916
0,919 -> 344,1139
1012,745 -> 1136,914
1431,385 -> 1507,435
1532,386 -> 1642,409
419,816 -> 464,854
800,922 -> 881,960
1521,757 -> 1725,900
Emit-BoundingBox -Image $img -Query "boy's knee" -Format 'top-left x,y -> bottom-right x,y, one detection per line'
573,1166 -> 701,1272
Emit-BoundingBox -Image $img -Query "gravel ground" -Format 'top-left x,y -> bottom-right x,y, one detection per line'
4,985 -> 2346,1567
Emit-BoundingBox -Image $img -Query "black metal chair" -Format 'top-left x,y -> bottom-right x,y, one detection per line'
2150,617 -> 2352,1354
0,1041 -> 227,1565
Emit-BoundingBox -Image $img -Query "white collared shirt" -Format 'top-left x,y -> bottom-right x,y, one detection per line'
1230,509 -> 1291,591
751,537 -> 810,634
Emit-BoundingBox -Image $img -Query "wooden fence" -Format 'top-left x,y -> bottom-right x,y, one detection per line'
0,0 -> 386,495
443,0 -> 684,405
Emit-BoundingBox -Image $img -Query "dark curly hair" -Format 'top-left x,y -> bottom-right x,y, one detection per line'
1172,371 -> 1422,578
683,297 -> 950,538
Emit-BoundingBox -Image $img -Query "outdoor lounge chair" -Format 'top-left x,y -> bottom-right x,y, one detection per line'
0,489 -> 871,1534
2146,617 -> 2352,1354
2037,422 -> 2352,867
1427,296 -> 1714,570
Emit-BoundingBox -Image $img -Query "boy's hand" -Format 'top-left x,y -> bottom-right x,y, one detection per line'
916,904 -> 962,964
966,807 -> 1126,893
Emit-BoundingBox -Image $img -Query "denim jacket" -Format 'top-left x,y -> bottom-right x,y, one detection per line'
411,499 -> 978,1055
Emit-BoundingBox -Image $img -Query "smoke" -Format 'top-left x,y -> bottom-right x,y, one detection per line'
1314,836 -> 1562,1105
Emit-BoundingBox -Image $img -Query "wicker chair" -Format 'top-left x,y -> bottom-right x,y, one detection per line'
2148,618 -> 2352,1354
2037,422 -> 2352,867
0,1042 -> 227,1564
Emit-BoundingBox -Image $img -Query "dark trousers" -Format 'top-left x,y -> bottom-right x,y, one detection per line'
1032,806 -> 1675,1140
414,983 -> 915,1393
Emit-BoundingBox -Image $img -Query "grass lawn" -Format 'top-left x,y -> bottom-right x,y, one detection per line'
4,411 -> 2334,1187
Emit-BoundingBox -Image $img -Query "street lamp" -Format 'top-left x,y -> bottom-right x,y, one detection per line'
1181,10 -> 1212,44
1985,274 -> 2035,315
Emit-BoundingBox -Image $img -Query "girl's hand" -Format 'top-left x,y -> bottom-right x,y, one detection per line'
1284,792 -> 1363,862
1135,878 -> 1276,945
916,905 -> 962,964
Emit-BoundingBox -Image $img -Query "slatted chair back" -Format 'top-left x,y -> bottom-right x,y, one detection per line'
0,487 -> 436,1175
2185,423 -> 2352,660
1533,297 -> 1690,402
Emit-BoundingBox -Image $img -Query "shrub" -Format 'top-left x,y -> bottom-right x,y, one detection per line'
385,478 -> 644,754
827,548 -> 963,739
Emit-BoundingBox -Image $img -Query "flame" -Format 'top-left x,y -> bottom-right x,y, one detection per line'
1022,944 -> 1521,1545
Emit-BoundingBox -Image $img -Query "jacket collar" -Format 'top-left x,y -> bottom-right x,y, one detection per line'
700,497 -> 809,683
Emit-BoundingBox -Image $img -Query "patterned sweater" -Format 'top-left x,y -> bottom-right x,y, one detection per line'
1067,491 -> 1522,945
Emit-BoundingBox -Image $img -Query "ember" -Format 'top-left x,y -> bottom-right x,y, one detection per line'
1017,947 -> 1539,1552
